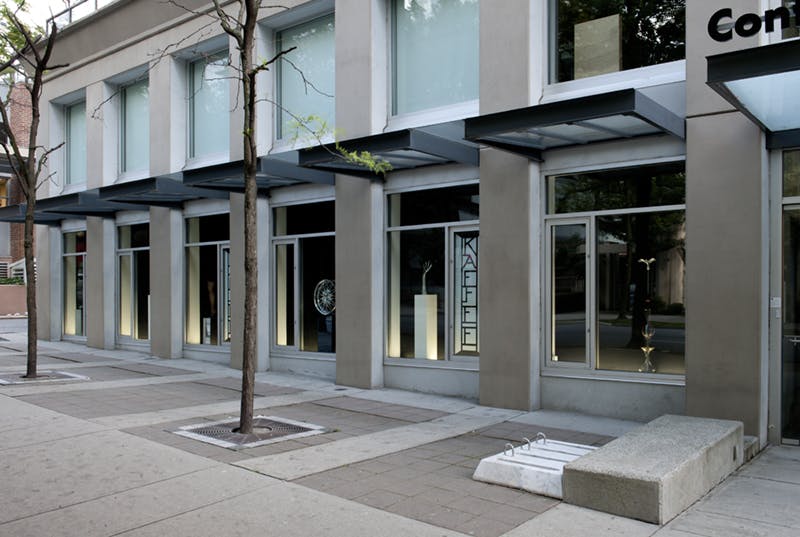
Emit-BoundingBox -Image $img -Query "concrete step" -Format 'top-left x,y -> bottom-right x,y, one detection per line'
472,438 -> 596,499
562,414 -> 744,525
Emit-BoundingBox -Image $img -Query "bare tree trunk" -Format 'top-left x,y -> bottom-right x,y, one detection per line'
23,199 -> 37,378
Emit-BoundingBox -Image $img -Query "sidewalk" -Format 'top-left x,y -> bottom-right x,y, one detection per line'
1,331 -> 798,537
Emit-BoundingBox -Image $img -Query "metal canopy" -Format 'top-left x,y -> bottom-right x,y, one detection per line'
182,153 -> 335,192
298,125 -> 480,179
707,39 -> 800,150
0,202 -> 85,225
98,176 -> 229,207
35,190 -> 145,216
464,89 -> 685,161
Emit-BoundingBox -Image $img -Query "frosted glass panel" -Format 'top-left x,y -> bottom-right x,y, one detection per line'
393,0 -> 479,115
277,14 -> 335,139
66,102 -> 86,185
190,53 -> 229,158
122,80 -> 149,173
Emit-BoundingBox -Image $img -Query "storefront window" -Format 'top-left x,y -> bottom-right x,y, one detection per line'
63,231 -> 86,337
273,201 -> 335,353
552,0 -> 685,83
185,214 -> 230,346
387,184 -> 479,360
117,223 -> 150,341
65,101 -> 87,185
392,0 -> 479,115
546,163 -> 686,375
781,149 -> 800,443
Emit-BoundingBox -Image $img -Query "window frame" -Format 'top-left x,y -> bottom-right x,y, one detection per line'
64,100 -> 87,187
118,79 -> 150,178
542,160 -> 687,385
187,50 -> 230,164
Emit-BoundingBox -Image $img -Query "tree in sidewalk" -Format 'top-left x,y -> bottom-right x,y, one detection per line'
0,0 -> 66,378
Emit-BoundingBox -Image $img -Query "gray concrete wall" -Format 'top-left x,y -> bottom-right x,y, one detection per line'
684,0 -> 767,438
35,226 -> 52,340
477,0 -> 540,410
85,217 -> 114,349
385,364 -> 479,401
148,206 -> 183,359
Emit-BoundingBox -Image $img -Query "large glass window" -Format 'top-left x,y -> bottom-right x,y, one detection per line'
546,163 -> 685,375
273,201 -> 335,353
552,0 -> 685,83
65,101 -> 87,185
189,52 -> 230,159
117,223 -> 150,341
276,14 -> 335,140
387,184 -> 479,360
63,231 -> 86,337
185,214 -> 230,346
120,80 -> 149,174
781,150 -> 800,444
392,0 -> 479,115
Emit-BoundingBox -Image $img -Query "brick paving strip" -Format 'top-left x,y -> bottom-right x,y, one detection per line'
235,407 -> 524,480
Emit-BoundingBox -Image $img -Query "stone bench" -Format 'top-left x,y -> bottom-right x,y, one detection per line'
562,414 -> 744,524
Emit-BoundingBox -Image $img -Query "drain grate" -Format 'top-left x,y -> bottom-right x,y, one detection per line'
174,415 -> 328,450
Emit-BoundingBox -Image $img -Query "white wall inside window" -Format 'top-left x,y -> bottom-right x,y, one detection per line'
121,79 -> 150,174
66,101 -> 87,185
189,52 -> 230,159
393,0 -> 479,115
276,13 -> 335,141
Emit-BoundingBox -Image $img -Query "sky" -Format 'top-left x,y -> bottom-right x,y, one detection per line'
23,0 -> 65,26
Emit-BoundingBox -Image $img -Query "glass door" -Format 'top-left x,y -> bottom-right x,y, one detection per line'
220,245 -> 231,344
274,240 -> 297,348
451,227 -> 479,357
782,206 -> 800,443
547,220 -> 590,367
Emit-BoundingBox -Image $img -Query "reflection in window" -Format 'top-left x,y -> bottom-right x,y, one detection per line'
546,164 -> 686,375
277,14 -> 335,140
117,224 -> 150,341
273,202 -> 336,353
63,231 -> 86,337
120,80 -> 149,174
66,101 -> 87,185
553,0 -> 685,83
387,184 -> 479,360
189,52 -> 229,158
393,0 -> 479,115
185,214 -> 230,346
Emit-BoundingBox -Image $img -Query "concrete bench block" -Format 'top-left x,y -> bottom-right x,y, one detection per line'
562,414 -> 744,524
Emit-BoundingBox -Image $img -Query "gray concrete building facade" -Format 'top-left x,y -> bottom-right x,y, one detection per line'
4,0 -> 799,449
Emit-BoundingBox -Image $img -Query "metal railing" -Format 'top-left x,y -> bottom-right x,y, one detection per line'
48,0 -> 116,27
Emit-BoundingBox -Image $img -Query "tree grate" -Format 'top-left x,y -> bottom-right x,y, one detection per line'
173,415 -> 328,450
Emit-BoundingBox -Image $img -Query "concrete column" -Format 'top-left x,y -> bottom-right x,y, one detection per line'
335,176 -> 384,388
477,0 -> 540,410
149,206 -> 183,359
85,216 -> 114,349
85,82 -> 118,189
35,226 -> 54,340
332,0 -> 387,388
229,193 -> 270,371
149,55 -> 185,176
684,0 -> 767,440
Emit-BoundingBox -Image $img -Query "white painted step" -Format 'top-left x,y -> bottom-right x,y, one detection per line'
473,439 -> 595,499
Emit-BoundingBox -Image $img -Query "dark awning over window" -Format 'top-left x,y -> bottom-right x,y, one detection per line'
35,190 -> 145,216
707,39 -> 800,150
182,153 -> 334,192
298,123 -> 480,179
98,176 -> 229,208
464,89 -> 685,161
0,203 -> 84,225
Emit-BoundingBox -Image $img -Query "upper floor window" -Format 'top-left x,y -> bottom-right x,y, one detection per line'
120,79 -> 149,175
189,51 -> 229,159
392,0 -> 479,116
65,101 -> 86,185
552,0 -> 685,83
276,14 -> 335,141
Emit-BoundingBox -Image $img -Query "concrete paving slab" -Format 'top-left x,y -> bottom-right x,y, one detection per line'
504,504 -> 658,537
689,475 -> 800,527
0,466 -> 279,537
115,482 -> 469,537
510,410 -> 642,438
236,411 -> 518,480
88,389 -> 335,428
1,372 -> 221,396
1,429 -> 217,523
737,446 -> 800,484
664,509 -> 799,537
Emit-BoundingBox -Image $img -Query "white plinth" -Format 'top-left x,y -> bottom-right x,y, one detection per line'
473,440 -> 596,499
414,294 -> 437,359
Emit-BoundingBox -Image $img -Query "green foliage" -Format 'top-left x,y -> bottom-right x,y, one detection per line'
0,0 -> 42,68
0,276 -> 24,285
